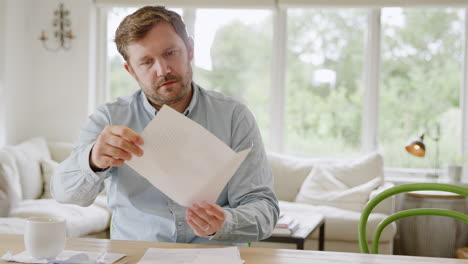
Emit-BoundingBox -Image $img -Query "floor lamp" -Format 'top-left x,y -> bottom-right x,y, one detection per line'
405,123 -> 440,178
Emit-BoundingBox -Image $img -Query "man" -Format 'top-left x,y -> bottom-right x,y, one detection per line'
51,6 -> 279,246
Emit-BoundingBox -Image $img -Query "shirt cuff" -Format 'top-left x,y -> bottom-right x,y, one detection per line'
79,142 -> 110,183
209,208 -> 234,241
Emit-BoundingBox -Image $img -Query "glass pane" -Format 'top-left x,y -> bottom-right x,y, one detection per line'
285,9 -> 366,157
107,7 -> 183,101
192,9 -> 273,146
380,8 -> 463,169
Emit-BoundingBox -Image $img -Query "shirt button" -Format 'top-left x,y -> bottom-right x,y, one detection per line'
178,221 -> 183,226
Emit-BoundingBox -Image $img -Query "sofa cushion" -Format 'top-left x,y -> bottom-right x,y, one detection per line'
268,152 -> 339,202
327,152 -> 383,188
0,166 -> 10,216
295,153 -> 383,211
9,199 -> 110,237
0,151 -> 23,215
279,200 -> 396,242
3,137 -> 51,199
0,217 -> 26,234
40,159 -> 60,199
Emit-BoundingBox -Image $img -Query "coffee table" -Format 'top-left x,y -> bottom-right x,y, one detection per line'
261,214 -> 325,250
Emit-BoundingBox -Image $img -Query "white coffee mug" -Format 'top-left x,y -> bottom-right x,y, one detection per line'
24,216 -> 66,259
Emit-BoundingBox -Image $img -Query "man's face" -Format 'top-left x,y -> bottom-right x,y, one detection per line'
124,22 -> 193,107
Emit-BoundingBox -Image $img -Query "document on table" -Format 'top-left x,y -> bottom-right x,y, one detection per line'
127,105 -> 251,207
1,250 -> 126,264
136,247 -> 244,264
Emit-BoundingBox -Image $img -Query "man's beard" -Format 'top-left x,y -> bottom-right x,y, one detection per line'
142,66 -> 192,106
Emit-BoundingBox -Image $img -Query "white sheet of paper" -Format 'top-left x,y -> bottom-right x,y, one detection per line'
2,250 -> 126,264
127,105 -> 251,207
136,247 -> 244,264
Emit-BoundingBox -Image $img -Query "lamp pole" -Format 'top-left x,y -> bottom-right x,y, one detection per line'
427,123 -> 441,178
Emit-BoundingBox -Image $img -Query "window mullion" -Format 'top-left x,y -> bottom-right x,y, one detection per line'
270,7 -> 287,152
462,8 -> 468,156
361,8 -> 381,153
92,7 -> 109,114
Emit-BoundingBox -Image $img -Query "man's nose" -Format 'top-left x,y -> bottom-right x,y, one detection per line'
154,60 -> 171,77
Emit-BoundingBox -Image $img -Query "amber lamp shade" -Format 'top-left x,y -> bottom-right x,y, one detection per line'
405,134 -> 426,157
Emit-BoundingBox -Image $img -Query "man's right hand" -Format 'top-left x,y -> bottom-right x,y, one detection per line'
90,125 -> 144,172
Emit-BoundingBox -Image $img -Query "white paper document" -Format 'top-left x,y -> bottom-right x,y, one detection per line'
1,250 -> 126,264
127,105 -> 251,207
137,247 -> 244,264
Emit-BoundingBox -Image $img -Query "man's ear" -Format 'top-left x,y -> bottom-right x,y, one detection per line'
187,36 -> 194,61
124,62 -> 136,79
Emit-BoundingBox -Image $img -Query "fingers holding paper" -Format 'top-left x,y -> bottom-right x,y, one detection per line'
90,125 -> 144,171
186,202 -> 226,237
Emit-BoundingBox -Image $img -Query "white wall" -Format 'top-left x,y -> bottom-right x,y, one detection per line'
0,0 -> 6,146
2,0 -> 94,145
3,0 -> 31,145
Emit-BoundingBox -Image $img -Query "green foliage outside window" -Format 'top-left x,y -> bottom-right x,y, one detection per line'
193,17 -> 272,146
285,9 -> 366,157
380,8 -> 463,168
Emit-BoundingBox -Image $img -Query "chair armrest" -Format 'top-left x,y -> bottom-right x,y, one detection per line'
368,182 -> 395,215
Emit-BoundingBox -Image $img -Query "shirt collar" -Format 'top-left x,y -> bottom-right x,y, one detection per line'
139,82 -> 199,117
184,82 -> 199,116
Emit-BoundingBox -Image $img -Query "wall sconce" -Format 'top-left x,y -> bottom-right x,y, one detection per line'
38,3 -> 75,51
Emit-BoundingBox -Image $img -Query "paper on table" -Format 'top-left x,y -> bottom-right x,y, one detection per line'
1,250 -> 126,264
127,105 -> 251,207
136,247 -> 244,264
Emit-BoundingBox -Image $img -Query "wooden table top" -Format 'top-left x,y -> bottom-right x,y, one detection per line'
0,234 -> 466,264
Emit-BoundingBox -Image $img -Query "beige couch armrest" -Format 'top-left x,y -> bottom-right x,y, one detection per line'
48,142 -> 73,163
368,182 -> 395,215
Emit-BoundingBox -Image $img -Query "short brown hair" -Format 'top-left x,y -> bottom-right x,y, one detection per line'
114,6 -> 190,62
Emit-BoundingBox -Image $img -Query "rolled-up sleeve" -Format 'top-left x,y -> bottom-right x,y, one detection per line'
211,105 -> 279,242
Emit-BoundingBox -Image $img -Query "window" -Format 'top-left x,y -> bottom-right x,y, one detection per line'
99,2 -> 468,175
380,8 -> 464,168
285,8 -> 366,157
106,7 -> 273,145
192,9 -> 273,145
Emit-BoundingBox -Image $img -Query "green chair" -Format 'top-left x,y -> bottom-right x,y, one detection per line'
358,183 -> 468,254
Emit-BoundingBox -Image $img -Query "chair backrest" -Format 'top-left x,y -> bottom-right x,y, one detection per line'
358,183 -> 468,254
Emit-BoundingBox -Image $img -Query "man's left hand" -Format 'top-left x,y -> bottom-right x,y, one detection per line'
186,201 -> 226,237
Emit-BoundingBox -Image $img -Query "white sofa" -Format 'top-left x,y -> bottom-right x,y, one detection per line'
251,152 -> 397,254
0,137 -> 110,238
0,137 -> 396,254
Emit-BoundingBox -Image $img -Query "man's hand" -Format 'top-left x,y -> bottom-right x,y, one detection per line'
90,125 -> 144,171
186,201 -> 226,237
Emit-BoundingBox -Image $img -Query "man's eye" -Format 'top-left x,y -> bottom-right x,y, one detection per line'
167,50 -> 177,56
141,60 -> 151,65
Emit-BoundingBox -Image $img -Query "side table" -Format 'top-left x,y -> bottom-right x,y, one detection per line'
456,247 -> 468,259
261,214 -> 325,250
399,190 -> 468,258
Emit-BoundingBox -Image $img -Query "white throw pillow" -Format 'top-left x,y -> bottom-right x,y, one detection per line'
295,152 -> 384,211
326,152 -> 383,188
4,137 -> 51,200
0,150 -> 23,215
40,159 -> 60,199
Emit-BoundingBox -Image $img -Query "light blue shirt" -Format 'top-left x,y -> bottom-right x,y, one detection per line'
51,83 -> 279,246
